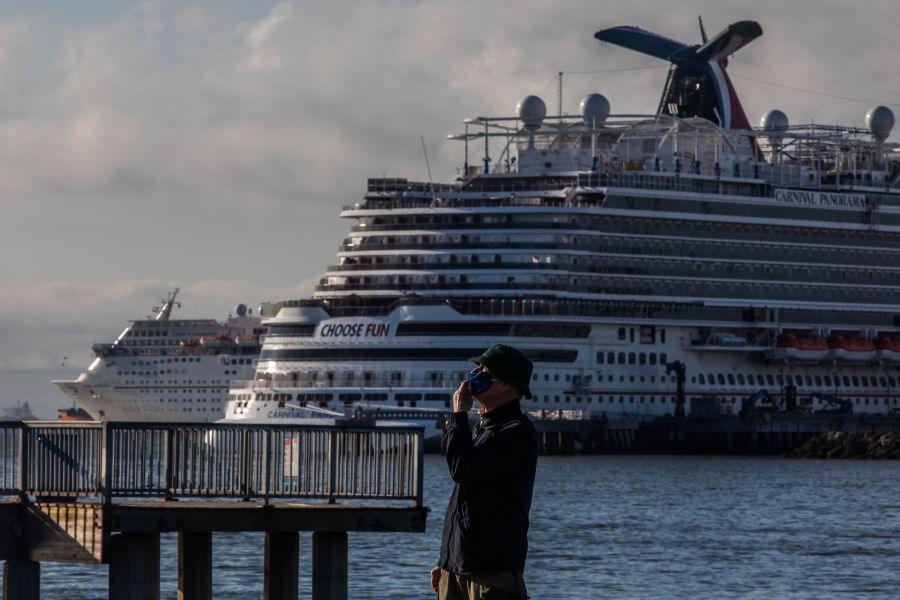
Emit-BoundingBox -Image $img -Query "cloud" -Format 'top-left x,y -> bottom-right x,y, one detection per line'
1,0 -> 899,395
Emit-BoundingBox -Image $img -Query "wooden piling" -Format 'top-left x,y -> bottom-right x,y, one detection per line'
312,531 -> 348,600
264,531 -> 298,600
3,560 -> 39,600
108,532 -> 160,600
178,532 -> 212,600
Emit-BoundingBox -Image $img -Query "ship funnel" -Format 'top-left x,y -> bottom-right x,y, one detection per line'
595,21 -> 761,131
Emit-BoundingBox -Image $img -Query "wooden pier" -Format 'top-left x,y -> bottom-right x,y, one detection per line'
0,421 -> 428,599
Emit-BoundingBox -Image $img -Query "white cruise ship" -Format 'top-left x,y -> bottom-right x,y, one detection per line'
54,289 -> 264,422
225,20 -> 900,432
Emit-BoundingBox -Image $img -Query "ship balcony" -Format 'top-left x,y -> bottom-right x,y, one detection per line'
229,378 -> 458,392
343,195 -> 599,215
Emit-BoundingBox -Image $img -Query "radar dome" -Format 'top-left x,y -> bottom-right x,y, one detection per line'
235,303 -> 247,317
516,95 -> 547,130
760,109 -> 789,133
580,94 -> 610,127
866,105 -> 895,142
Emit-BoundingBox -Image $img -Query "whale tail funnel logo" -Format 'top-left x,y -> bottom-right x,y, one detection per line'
595,20 -> 762,131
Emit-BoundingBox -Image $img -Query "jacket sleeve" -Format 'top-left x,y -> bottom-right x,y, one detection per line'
444,412 -> 529,484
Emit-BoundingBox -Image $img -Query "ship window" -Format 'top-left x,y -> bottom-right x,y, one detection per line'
707,373 -> 714,384
629,329 -> 635,343
737,374 -> 745,385
861,376 -> 870,387
639,353 -> 646,365
649,354 -> 657,365
628,353 -> 636,365
698,374 -> 705,385
727,374 -> 735,385
890,377 -> 898,387
607,352 -> 615,364
618,328 -> 626,340
841,376 -> 850,386
880,376 -> 888,387
852,376 -> 860,386
660,353 -> 667,365
766,374 -> 775,386
596,352 -> 604,364
618,353 -> 625,364
554,374 -> 559,382
824,375 -> 832,386
814,375 -> 822,386
660,330 -> 666,343
717,374 -> 725,385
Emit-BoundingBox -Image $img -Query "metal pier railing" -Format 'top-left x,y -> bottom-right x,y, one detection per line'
0,421 -> 424,506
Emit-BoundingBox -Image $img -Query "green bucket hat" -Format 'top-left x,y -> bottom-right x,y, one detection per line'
469,344 -> 533,398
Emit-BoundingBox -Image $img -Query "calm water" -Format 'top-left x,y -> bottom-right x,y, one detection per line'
41,455 -> 900,599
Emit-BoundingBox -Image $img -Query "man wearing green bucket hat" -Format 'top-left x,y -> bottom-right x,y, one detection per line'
431,344 -> 539,600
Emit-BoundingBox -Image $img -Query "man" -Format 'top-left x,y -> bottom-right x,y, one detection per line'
431,344 -> 539,600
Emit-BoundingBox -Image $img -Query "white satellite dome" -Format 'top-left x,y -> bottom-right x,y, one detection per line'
517,95 -> 547,130
580,94 -> 610,127
760,109 -> 789,133
866,105 -> 894,142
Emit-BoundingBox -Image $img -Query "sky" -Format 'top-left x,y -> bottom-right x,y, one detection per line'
1,0 -> 899,416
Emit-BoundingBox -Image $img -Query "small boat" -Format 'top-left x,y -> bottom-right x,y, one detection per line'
827,334 -> 876,362
57,406 -> 94,421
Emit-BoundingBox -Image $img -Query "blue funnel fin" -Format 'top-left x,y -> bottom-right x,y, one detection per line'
690,20 -> 762,62
594,26 -> 688,61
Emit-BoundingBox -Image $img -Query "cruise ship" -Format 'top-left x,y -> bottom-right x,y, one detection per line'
225,20 -> 900,431
54,289 -> 264,421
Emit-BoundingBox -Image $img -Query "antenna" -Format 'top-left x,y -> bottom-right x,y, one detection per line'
557,71 -> 563,116
698,16 -> 708,44
420,136 -> 437,203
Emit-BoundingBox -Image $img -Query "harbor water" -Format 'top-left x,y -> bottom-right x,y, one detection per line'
40,454 -> 900,599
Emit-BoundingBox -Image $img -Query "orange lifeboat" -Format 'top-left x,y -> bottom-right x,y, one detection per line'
199,335 -> 230,348
234,334 -> 260,347
770,333 -> 828,361
875,335 -> 900,363
827,334 -> 876,361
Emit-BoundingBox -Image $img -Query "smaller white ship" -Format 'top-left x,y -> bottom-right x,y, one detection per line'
54,289 -> 264,422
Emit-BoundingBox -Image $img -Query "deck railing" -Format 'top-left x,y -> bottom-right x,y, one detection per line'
0,421 -> 423,506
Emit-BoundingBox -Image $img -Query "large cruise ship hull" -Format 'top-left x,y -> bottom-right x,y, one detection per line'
223,20 -> 900,434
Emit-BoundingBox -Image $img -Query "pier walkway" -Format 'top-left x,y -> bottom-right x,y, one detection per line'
0,421 -> 427,599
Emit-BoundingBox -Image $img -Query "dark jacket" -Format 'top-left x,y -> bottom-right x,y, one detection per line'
438,400 -> 539,575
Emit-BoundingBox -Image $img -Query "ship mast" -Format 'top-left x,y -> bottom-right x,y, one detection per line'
155,287 -> 181,321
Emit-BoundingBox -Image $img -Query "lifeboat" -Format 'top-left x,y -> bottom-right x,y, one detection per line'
179,339 -> 199,348
875,336 -> 900,363
768,333 -> 828,361
827,334 -> 876,362
234,334 -> 261,347
199,335 -> 230,348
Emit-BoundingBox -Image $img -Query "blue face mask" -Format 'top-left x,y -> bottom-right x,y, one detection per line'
467,368 -> 493,395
